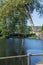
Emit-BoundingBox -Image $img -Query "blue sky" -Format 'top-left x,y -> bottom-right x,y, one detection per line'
27,10 -> 43,26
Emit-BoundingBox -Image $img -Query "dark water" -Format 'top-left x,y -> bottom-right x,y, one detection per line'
0,38 -> 24,65
0,38 -> 43,65
0,38 -> 23,57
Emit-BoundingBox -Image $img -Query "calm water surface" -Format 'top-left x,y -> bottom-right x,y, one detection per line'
24,39 -> 43,65
0,38 -> 43,65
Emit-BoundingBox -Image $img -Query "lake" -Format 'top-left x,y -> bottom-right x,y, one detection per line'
0,38 -> 43,65
24,39 -> 43,65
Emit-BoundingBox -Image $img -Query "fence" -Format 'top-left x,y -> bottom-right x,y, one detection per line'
0,54 -> 43,65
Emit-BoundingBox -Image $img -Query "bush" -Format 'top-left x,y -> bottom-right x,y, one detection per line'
41,31 -> 43,35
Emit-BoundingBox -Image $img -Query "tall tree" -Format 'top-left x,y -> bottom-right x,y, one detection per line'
0,0 -> 43,37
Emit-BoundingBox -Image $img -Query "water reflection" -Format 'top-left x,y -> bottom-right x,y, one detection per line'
6,38 -> 24,56
24,39 -> 43,65
0,38 -> 43,65
24,39 -> 43,51
0,38 -> 25,65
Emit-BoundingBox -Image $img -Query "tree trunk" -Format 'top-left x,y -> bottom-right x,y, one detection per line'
24,4 -> 36,32
24,4 -> 42,39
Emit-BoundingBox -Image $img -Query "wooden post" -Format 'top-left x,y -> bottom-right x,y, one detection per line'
27,54 -> 31,65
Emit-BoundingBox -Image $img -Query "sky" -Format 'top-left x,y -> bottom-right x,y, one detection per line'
27,9 -> 43,26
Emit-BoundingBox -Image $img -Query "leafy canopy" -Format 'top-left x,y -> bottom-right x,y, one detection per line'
0,0 -> 43,37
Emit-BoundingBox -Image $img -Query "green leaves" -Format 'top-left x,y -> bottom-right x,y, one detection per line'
0,0 -> 43,38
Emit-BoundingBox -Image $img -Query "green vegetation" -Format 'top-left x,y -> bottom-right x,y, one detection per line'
0,0 -> 43,38
41,24 -> 43,32
41,24 -> 43,35
41,31 -> 43,35
0,26 -> 42,39
28,33 -> 38,39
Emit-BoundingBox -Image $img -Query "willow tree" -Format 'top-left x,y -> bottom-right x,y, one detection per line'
0,0 -> 43,37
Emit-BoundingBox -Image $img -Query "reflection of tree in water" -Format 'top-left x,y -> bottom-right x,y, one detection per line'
0,38 -> 26,65
13,38 -> 23,55
13,38 -> 26,65
5,38 -> 26,65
